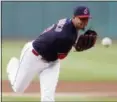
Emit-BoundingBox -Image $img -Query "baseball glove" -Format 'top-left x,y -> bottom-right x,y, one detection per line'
75,29 -> 97,52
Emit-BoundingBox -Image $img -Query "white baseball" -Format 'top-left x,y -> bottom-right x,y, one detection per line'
101,37 -> 112,47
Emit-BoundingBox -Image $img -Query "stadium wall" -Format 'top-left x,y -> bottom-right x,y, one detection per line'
2,1 -> 117,39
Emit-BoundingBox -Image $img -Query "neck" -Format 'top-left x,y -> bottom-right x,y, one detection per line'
71,18 -> 79,31
71,19 -> 75,27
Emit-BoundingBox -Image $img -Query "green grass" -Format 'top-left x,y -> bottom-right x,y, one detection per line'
2,96 -> 117,101
2,40 -> 117,81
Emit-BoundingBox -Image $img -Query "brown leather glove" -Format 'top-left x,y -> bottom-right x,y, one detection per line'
75,30 -> 97,52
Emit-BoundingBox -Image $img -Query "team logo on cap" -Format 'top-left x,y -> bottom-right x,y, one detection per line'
84,8 -> 88,14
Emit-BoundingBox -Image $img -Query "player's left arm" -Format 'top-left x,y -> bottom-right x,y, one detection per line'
74,29 -> 98,52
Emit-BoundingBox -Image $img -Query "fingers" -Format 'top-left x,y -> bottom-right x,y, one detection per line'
88,35 -> 97,48
83,34 -> 97,49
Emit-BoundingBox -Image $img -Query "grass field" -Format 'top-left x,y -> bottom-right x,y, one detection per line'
2,95 -> 117,101
2,40 -> 117,81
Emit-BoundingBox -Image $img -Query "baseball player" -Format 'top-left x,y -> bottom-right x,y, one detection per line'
7,6 -> 97,102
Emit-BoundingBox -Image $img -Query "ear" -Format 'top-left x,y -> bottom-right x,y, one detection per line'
72,16 -> 75,19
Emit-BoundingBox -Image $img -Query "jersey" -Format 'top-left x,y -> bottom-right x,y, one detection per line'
32,18 -> 78,61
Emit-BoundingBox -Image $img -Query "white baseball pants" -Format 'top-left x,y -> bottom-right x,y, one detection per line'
7,41 -> 60,102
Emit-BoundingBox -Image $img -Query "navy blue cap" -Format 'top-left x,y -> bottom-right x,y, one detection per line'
74,6 -> 91,18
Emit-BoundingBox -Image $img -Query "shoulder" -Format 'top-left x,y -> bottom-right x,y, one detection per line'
56,18 -> 71,25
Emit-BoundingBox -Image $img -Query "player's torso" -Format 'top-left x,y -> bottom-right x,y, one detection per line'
55,19 -> 77,53
33,18 -> 78,61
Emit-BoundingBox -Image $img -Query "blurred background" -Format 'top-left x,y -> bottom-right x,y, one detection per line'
2,1 -> 117,39
2,1 -> 117,101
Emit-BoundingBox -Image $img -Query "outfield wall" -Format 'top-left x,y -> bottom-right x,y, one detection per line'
2,1 -> 117,39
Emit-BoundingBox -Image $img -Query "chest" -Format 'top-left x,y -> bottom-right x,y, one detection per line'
55,32 -> 78,51
59,26 -> 78,46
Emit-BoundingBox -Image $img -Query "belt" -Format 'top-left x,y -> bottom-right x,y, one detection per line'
32,49 -> 39,56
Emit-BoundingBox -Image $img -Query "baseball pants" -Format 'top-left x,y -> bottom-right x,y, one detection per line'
7,41 -> 60,102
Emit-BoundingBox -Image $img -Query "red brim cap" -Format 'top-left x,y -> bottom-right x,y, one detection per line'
78,15 -> 92,19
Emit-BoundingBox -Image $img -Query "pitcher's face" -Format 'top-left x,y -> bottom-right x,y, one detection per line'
74,16 -> 89,30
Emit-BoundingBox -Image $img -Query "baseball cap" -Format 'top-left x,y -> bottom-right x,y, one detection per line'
74,6 -> 91,18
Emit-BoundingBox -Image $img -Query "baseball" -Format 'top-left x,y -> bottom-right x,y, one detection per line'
101,37 -> 112,47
